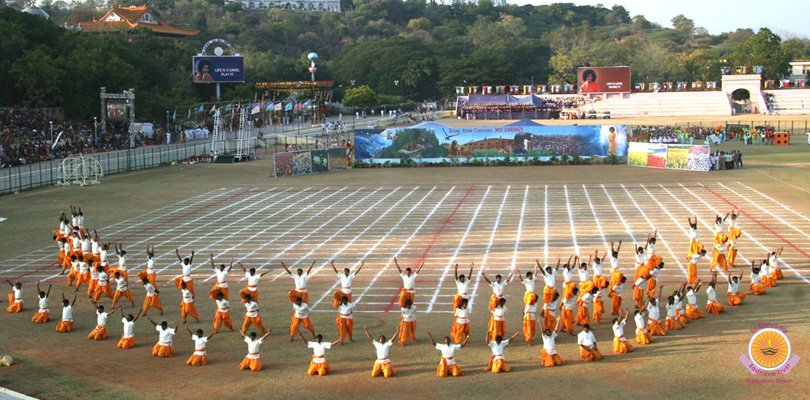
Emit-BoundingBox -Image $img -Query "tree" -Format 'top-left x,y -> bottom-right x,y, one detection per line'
344,85 -> 378,107
671,14 -> 694,36
730,28 -> 791,80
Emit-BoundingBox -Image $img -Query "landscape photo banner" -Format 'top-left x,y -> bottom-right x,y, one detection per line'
577,66 -> 631,93
354,125 -> 627,161
628,143 -> 710,171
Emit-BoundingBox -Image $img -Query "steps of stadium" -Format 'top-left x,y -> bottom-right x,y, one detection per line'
763,89 -> 810,115
587,91 -> 732,117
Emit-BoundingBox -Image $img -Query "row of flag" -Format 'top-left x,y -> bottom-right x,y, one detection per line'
172,100 -> 323,122
455,85 -> 553,95
721,66 -> 764,75
763,80 -> 807,88
633,82 -> 719,91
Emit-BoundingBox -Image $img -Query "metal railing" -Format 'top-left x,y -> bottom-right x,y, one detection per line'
0,141 -> 211,195
627,120 -> 809,135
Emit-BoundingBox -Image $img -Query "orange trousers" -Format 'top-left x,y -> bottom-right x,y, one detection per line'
214,311 -> 234,331
242,315 -> 266,333
290,315 -> 314,338
398,319 -> 416,345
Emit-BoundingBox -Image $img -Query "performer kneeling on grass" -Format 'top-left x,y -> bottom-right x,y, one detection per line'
282,261 -> 315,304
685,281 -> 705,320
727,270 -> 749,306
291,297 -> 315,341
578,324 -> 602,362
540,318 -> 564,367
31,282 -> 52,323
364,325 -> 399,378
612,308 -> 634,354
117,308 -> 142,349
427,329 -> 470,377
634,308 -> 653,345
399,299 -> 417,346
705,272 -> 727,315
88,301 -> 117,341
300,331 -> 340,376
55,290 -> 78,333
646,287 -> 667,336
749,262 -> 767,296
395,257 -> 424,307
185,325 -> 217,366
239,329 -> 272,372
6,279 -> 23,313
147,318 -> 178,358
331,259 -> 363,307
484,331 -> 521,373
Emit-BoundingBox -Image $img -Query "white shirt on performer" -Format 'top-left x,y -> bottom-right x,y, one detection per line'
580,292 -> 593,307
728,280 -> 740,295
116,276 -> 128,291
562,267 -> 573,283
435,343 -> 461,364
634,277 -> 647,290
122,319 -> 135,338
609,255 -> 619,271
690,253 -> 704,264
97,271 -> 108,286
245,337 -> 263,358
542,332 -> 558,354
706,286 -> 718,304
647,302 -> 660,321
116,254 -> 126,270
373,340 -> 394,363
524,302 -> 537,318
491,305 -> 507,321
156,326 -> 175,346
293,302 -> 310,319
245,272 -> 260,287
455,280 -> 470,296
487,339 -> 509,360
563,296 -> 576,311
146,257 -> 154,273
244,301 -> 259,318
634,313 -> 647,332
401,273 -> 417,291
401,306 -> 416,322
309,341 -> 331,363
144,282 -> 157,297
715,221 -> 724,234
592,261 -> 603,277
454,307 -> 471,324
12,287 -> 22,301
337,272 -> 356,294
192,335 -> 208,355
96,310 -> 108,327
61,305 -> 73,321
578,267 -> 590,282
612,320 -> 627,338
215,269 -> 229,286
523,275 -> 536,294
634,252 -> 645,269
216,299 -> 230,313
543,299 -> 558,317
181,288 -> 193,303
686,289 -> 697,306
38,296 -> 48,312
338,302 -> 354,319
490,279 -> 509,297
690,227 -> 698,241
542,269 -> 556,288
612,282 -> 624,296
666,303 -> 677,318
99,249 -> 108,264
291,273 -> 308,291
577,331 -> 596,349
181,261 -> 192,277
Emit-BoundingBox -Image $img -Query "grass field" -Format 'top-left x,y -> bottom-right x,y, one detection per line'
0,116 -> 808,400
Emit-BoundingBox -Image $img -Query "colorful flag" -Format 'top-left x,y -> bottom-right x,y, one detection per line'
523,85 -> 532,94
225,103 -> 232,111
172,110 -> 176,121
197,104 -> 204,112
634,83 -> 641,91
285,103 -> 293,111
187,108 -> 191,119
455,87 -> 464,95
266,102 -> 274,111
210,104 -> 216,113
275,103 -> 282,111
303,100 -> 311,109
251,104 -> 261,114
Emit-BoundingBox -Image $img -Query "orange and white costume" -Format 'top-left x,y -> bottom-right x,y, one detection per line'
646,302 -> 667,336
484,339 -> 512,373
575,291 -> 592,325
180,288 -> 199,322
214,298 -> 234,331
336,301 -> 355,341
591,260 -> 607,291
522,301 -> 537,344
398,305 -> 416,345
288,272 -> 309,304
174,260 -> 195,296
109,253 -> 128,282
726,280 -> 747,306
727,218 -> 741,266
435,343 -> 464,377
543,298 -> 558,331
685,289 -> 705,320
55,304 -> 74,332
332,271 -> 356,307
142,282 -> 163,314
488,305 -> 507,341
290,301 -> 314,337
561,267 -> 576,302
243,300 -> 266,333
560,295 -> 576,334
487,276 -> 511,311
688,226 -> 703,257
88,309 -> 109,340
75,261 -> 91,292
137,256 -> 157,287
187,334 -> 208,366
541,268 -> 558,305
92,270 -> 114,302
769,254 -> 784,280
399,271 -> 417,307
705,286 -> 726,314
540,332 -> 564,367
710,242 -> 728,271
612,320 -> 634,353
521,274 -> 537,306
450,306 -> 470,344
750,271 -> 767,296
210,268 -> 230,301
634,312 -> 653,344
239,336 -> 264,371
152,326 -> 175,357
307,341 -> 332,376
371,339 -> 396,378
632,277 -> 647,309
117,318 -> 136,349
610,281 -> 623,315
6,286 -> 23,313
111,276 -> 134,308
240,271 -> 261,303
577,330 -> 602,362
687,252 -> 703,286
452,279 -> 470,310
31,295 -> 49,323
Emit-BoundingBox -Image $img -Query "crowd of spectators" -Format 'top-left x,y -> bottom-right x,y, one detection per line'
0,108 -> 151,168
531,135 -> 584,156
629,124 -> 780,145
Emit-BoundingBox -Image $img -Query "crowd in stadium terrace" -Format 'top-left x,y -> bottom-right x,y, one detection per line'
531,135 -> 584,156
0,108 -> 144,169
629,125 -> 780,145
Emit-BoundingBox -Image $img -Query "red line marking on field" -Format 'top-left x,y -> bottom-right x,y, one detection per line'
384,185 -> 475,312
12,189 -> 253,281
702,185 -> 810,260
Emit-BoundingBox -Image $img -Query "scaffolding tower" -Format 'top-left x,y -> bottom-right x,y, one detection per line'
211,113 -> 225,156
235,107 -> 252,161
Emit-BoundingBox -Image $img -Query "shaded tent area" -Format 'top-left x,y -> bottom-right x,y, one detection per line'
456,95 -> 562,120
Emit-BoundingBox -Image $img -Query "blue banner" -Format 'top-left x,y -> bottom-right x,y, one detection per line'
355,124 -> 627,161
192,56 -> 245,83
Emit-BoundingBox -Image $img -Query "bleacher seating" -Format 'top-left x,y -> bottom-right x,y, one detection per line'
762,89 -> 810,115
586,91 -> 732,117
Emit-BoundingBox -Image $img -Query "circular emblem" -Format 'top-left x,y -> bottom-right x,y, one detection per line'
748,328 -> 790,371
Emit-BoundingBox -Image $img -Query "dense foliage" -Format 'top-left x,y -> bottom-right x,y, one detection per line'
1,1 -> 808,121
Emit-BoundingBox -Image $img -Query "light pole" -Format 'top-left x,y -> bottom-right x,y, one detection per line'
394,80 -> 400,117
166,111 -> 170,144
93,117 -> 97,147
49,121 -> 53,144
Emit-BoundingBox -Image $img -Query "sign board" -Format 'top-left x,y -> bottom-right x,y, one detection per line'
192,56 -> 245,83
578,66 -> 632,93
